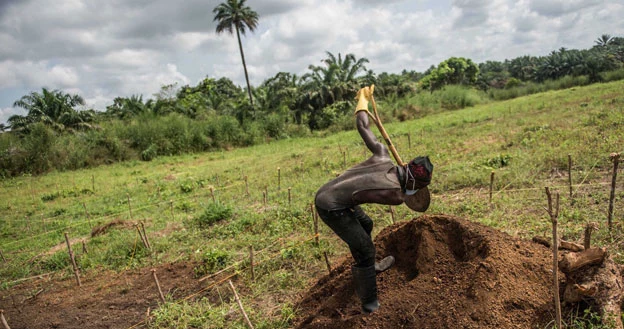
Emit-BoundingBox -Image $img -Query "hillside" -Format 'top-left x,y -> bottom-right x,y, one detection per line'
1,81 -> 623,328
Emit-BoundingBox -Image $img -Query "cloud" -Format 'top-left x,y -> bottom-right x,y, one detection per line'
0,0 -> 623,123
451,0 -> 491,29
0,61 -> 79,88
528,0 -> 603,18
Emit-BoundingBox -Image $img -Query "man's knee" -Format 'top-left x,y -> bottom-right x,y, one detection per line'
353,240 -> 376,267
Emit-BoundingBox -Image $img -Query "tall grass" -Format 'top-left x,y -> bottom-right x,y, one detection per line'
488,68 -> 624,101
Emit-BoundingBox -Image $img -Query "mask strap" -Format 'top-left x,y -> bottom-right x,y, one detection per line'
404,164 -> 417,191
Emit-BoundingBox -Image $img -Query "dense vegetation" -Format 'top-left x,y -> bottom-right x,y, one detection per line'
1,35 -> 623,178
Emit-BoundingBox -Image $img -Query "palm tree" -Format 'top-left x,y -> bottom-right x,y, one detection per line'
298,52 -> 369,129
595,34 -> 613,47
9,88 -> 94,133
213,0 -> 259,107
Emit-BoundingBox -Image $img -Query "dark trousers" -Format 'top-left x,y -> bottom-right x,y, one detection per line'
316,205 -> 376,268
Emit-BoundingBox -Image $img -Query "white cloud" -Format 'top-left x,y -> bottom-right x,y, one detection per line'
0,61 -> 78,88
0,0 -> 623,124
173,32 -> 216,52
528,0 -> 602,17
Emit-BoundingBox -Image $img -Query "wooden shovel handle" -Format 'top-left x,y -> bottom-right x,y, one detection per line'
370,95 -> 405,166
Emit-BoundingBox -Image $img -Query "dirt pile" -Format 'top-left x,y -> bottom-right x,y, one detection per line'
294,214 -> 556,329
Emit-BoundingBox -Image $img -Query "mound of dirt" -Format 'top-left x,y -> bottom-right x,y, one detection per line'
294,214 -> 556,329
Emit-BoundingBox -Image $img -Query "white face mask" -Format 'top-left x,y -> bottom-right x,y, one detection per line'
404,165 -> 419,195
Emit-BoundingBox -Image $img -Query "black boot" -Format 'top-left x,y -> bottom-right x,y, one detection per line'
352,265 -> 379,314
375,256 -> 395,273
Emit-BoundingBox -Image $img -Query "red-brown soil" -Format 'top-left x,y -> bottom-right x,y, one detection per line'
294,214 -> 557,329
0,262 -> 206,329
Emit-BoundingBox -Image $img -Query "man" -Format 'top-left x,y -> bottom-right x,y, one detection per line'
314,85 -> 433,314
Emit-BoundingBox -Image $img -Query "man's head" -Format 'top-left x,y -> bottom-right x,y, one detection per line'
403,156 -> 433,195
402,156 -> 433,212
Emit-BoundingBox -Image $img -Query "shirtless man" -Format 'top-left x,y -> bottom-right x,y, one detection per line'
314,85 -> 433,313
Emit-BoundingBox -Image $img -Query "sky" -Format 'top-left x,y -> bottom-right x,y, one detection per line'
1,0 -> 623,125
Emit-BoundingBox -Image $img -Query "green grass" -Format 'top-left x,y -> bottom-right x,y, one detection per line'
1,80 -> 623,327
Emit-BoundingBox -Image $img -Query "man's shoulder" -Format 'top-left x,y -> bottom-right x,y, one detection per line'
351,155 -> 395,170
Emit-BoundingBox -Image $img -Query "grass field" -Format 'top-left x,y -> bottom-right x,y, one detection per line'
1,80 -> 623,328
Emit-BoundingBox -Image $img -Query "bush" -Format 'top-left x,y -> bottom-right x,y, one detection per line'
438,85 -> 485,110
505,78 -> 522,89
193,249 -> 231,277
262,112 -> 287,139
53,134 -> 90,170
23,123 -> 56,174
195,202 -> 233,227
141,144 -> 158,161
602,68 -> 624,82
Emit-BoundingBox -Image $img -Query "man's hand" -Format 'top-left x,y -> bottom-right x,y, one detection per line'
354,85 -> 375,114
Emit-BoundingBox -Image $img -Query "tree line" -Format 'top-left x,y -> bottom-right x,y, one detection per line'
0,0 -> 623,179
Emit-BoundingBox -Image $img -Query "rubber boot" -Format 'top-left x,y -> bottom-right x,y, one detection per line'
351,265 -> 379,314
375,256 -> 395,273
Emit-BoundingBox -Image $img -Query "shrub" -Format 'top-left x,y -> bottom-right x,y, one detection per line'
195,202 -> 233,227
193,249 -> 231,277
141,144 -> 158,161
438,85 -> 485,110
262,112 -> 287,139
602,68 -> 624,82
505,78 -> 522,89
485,154 -> 512,168
23,123 -> 56,174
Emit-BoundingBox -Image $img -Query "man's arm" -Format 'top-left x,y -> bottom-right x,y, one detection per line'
356,111 -> 387,156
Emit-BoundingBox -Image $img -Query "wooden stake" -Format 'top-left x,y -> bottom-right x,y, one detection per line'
0,250 -> 6,263
210,187 -> 216,203
277,167 -> 281,191
288,187 -> 292,206
323,251 -> 331,274
82,240 -> 88,254
249,246 -> 255,281
407,132 -> 412,149
64,232 -> 81,287
489,171 -> 495,204
145,307 -> 151,325
567,154 -> 573,198
136,225 -> 149,249
244,176 -> 249,196
584,222 -> 598,250
151,269 -> 166,303
545,187 -> 562,329
169,200 -> 174,221
140,222 -> 151,250
0,310 -> 10,329
264,186 -> 268,204
82,202 -> 92,228
228,280 -> 255,329
608,153 -> 620,230
127,194 -> 133,220
389,206 -> 396,224
263,191 -> 267,205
